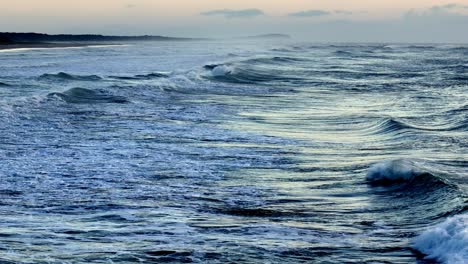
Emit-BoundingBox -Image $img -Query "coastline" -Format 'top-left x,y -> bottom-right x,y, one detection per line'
0,42 -> 121,51
0,33 -> 203,51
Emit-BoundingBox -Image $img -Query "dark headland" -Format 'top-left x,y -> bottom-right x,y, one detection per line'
241,34 -> 291,40
0,32 -> 201,50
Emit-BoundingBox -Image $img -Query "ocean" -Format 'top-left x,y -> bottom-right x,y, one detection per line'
0,40 -> 466,263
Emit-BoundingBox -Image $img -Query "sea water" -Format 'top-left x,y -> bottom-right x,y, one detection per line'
0,40 -> 466,263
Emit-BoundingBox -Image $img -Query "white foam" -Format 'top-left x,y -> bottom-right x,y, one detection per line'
383,45 -> 404,49
413,214 -> 468,264
211,65 -> 233,77
366,159 -> 423,182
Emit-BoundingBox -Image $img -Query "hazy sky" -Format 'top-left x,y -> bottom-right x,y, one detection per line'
2,0 -> 468,42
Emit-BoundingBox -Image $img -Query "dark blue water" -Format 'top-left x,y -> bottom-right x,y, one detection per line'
0,41 -> 466,263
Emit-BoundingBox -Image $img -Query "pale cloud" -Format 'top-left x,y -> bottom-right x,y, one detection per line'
426,3 -> 468,15
404,3 -> 468,21
288,10 -> 330,17
2,1 -> 468,42
436,3 -> 468,9
200,9 -> 264,18
334,10 -> 353,15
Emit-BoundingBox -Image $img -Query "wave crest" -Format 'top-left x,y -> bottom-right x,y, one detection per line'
204,63 -> 299,85
366,117 -> 467,135
366,159 -> 429,184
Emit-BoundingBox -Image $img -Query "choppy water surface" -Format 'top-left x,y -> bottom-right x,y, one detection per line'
0,41 -> 466,263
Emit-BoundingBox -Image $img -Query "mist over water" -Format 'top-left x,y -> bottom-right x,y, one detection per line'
0,40 -> 466,263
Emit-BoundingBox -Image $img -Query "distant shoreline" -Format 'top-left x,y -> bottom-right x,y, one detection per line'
0,32 -> 206,51
0,32 -> 200,43
0,32 -> 293,51
0,42 -> 123,51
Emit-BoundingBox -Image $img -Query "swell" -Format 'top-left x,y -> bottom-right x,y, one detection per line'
246,56 -> 308,64
203,63 -> 301,85
202,54 -> 426,86
48,87 -> 128,104
333,50 -> 353,56
309,69 -> 424,79
109,72 -> 168,80
447,64 -> 468,73
383,45 -> 437,50
212,207 -> 305,218
445,104 -> 468,115
39,72 -> 102,81
0,82 -> 11,87
202,55 -> 312,85
364,117 -> 467,136
366,159 -> 465,225
205,56 -> 306,68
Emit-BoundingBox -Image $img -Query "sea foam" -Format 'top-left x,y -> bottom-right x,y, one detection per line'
413,214 -> 467,264
211,65 -> 233,77
366,159 -> 425,183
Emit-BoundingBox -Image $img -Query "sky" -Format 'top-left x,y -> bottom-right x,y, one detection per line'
1,0 -> 468,42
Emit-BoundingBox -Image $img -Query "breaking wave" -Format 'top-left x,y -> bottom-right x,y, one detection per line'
413,214 -> 468,264
366,159 -> 431,184
366,159 -> 465,234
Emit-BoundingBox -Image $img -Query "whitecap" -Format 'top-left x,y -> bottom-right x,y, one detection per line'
413,214 -> 467,264
211,65 -> 234,77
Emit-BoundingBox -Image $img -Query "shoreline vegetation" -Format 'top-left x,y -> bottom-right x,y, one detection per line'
0,32 -> 291,50
0,42 -> 113,51
0,32 -> 201,50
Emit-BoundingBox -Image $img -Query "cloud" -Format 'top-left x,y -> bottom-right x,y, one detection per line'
288,10 -> 330,17
430,3 -> 468,12
334,10 -> 353,15
125,4 -> 136,9
404,3 -> 468,21
200,9 -> 264,18
441,4 -> 460,9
